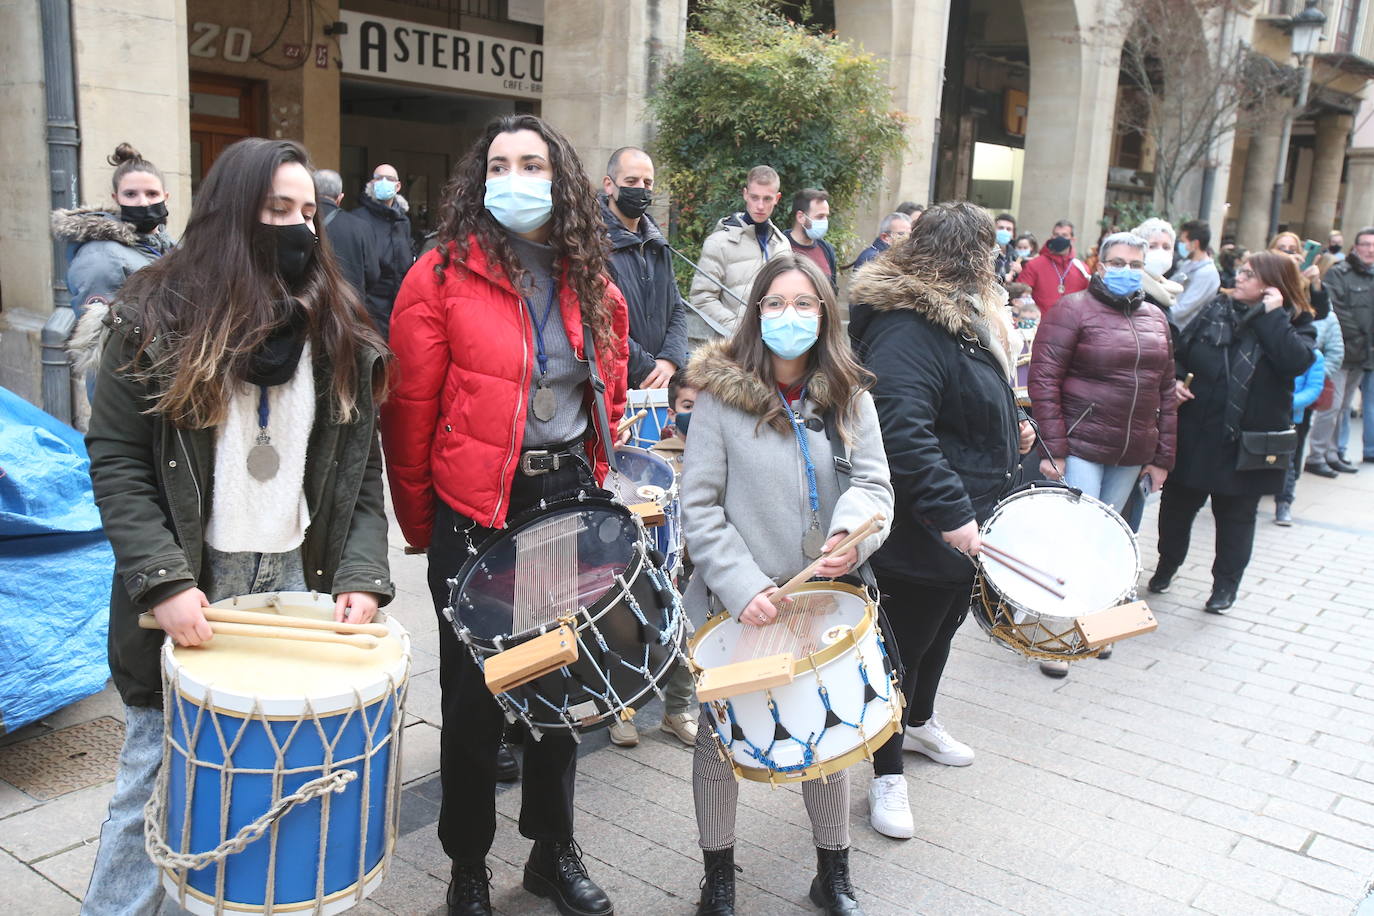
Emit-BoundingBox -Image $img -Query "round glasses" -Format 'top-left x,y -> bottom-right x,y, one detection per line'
759,294 -> 822,318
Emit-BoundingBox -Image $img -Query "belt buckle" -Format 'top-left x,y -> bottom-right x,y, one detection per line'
520,450 -> 558,476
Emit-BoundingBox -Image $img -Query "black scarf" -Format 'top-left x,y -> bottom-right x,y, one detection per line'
243,303 -> 309,387
1182,296 -> 1266,442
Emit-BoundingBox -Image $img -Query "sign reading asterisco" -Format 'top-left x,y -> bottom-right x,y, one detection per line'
338,11 -> 543,99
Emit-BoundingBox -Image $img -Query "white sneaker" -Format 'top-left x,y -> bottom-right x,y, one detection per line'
868,775 -> 914,839
659,712 -> 698,746
608,717 -> 639,747
901,716 -> 974,766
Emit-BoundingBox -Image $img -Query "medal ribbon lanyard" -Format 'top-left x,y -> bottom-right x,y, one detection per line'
524,285 -> 559,381
777,388 -> 822,540
257,386 -> 271,437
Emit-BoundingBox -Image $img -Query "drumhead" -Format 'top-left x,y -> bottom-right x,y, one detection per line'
692,585 -> 869,670
979,488 -> 1139,617
607,446 -> 677,505
451,497 -> 642,641
168,591 -> 409,714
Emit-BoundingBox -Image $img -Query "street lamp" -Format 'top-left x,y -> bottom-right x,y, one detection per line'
1269,0 -> 1328,238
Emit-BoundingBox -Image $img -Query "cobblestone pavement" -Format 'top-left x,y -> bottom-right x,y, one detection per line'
3,455 -> 1374,915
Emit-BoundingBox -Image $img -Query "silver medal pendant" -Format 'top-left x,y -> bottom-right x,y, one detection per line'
247,434 -> 280,481
532,383 -> 557,422
803,523 -> 825,560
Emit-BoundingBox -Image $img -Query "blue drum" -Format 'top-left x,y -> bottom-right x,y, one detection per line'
624,388 -> 671,450
149,592 -> 410,915
610,445 -> 683,574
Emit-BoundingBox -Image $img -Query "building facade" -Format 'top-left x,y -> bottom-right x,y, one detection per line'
4,0 -> 1373,414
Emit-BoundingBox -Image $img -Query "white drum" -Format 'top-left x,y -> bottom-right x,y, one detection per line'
972,485 -> 1141,658
690,582 -> 902,784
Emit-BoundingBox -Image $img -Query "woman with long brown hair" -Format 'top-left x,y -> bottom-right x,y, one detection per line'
681,253 -> 893,915
381,114 -> 628,916
1148,251 -> 1316,613
82,137 -> 392,914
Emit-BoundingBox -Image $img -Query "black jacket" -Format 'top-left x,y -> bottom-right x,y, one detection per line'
601,197 -> 688,386
353,193 -> 414,339
850,261 -> 1021,587
1325,255 -> 1374,370
320,199 -> 379,303
1171,296 -> 1315,497
852,237 -> 888,271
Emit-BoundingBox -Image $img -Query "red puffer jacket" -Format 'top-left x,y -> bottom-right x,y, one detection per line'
1028,280 -> 1178,469
381,237 -> 629,547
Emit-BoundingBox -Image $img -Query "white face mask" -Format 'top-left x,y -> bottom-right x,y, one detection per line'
1144,248 -> 1173,277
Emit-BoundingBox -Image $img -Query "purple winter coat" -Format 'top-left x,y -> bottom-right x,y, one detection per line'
1029,277 -> 1178,469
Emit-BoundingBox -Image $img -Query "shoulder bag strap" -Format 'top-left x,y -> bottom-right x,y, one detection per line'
323,208 -> 341,228
582,322 -> 619,475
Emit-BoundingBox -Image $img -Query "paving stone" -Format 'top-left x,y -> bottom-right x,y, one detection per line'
0,848 -> 77,914
0,781 -> 114,863
400,721 -> 442,785
1229,836 -> 1367,899
0,780 -> 40,821
30,840 -> 97,900
1190,881 -> 1296,916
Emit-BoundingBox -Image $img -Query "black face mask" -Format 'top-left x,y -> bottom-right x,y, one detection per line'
1046,236 -> 1072,255
1330,244 -> 1343,253
119,201 -> 168,234
256,222 -> 318,291
614,186 -> 652,220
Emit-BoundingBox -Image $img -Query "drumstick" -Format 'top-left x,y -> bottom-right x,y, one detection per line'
771,513 -> 886,604
980,541 -> 1066,584
1183,372 -> 1195,390
978,550 -> 1067,600
202,606 -> 389,638
138,614 -> 379,649
616,409 -> 648,435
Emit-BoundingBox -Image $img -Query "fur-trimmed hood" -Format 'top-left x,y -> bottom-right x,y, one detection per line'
686,340 -> 838,433
52,207 -> 142,246
848,257 -> 1014,377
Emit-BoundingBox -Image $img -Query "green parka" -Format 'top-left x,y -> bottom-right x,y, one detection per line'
85,306 -> 395,708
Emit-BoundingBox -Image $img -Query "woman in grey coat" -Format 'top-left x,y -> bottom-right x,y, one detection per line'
682,254 -> 893,916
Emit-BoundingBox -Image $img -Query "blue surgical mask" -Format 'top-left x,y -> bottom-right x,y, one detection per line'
1176,240 -> 1189,259
804,218 -> 829,241
372,178 -> 398,201
761,308 -> 820,359
1102,266 -> 1142,297
484,175 -> 554,234
996,229 -> 1013,246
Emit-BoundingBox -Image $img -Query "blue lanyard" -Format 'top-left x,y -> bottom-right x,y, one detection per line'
777,387 -> 819,516
257,386 -> 270,430
523,285 -> 558,378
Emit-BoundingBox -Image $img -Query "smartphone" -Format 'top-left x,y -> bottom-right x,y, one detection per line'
1301,240 -> 1323,270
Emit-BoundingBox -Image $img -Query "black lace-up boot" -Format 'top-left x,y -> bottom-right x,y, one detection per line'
808,846 -> 864,915
447,859 -> 492,916
523,838 -> 613,915
695,846 -> 741,915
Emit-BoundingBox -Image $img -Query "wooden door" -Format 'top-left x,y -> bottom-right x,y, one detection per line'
189,73 -> 264,195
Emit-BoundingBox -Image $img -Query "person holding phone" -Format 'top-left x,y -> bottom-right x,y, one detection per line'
1147,252 -> 1315,614
1270,231 -> 1329,319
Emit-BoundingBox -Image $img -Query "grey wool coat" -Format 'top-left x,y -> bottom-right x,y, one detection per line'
680,343 -> 894,622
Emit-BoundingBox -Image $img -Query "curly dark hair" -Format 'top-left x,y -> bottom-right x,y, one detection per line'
432,114 -> 615,351
887,200 -> 1001,304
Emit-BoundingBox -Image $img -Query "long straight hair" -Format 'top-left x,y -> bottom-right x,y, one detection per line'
118,138 -> 388,427
725,253 -> 874,445
431,115 -> 616,352
1245,251 -> 1314,318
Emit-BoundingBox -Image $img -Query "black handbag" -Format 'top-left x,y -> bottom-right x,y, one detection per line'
1236,429 -> 1298,472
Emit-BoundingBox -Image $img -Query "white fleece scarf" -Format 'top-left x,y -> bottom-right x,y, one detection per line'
205,341 -> 315,554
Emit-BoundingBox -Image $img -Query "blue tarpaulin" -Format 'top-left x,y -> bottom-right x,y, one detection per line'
0,386 -> 112,734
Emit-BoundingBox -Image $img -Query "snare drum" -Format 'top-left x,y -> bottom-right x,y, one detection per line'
609,445 -> 683,573
690,582 -> 902,784
971,485 -> 1141,659
447,496 -> 688,737
149,592 -> 410,916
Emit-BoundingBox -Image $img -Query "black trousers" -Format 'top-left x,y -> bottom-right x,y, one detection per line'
426,460 -> 594,864
871,573 -> 969,777
1156,480 -> 1261,592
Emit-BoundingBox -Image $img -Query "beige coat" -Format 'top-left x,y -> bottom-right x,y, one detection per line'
687,214 -> 790,348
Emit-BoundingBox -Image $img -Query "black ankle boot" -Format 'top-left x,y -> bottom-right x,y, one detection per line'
523,838 -> 613,916
696,846 -> 741,915
447,859 -> 492,916
808,846 -> 864,915
495,741 -> 520,782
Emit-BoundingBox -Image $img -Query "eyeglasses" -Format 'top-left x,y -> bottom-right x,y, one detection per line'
759,294 -> 822,317
1235,268 -> 1257,279
1104,258 -> 1145,270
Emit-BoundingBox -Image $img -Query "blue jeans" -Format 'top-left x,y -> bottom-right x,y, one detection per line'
1337,369 -> 1373,459
82,549 -> 305,915
1063,456 -> 1142,513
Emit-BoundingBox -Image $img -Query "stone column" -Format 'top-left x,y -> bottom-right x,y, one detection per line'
1017,0 -> 1122,243
541,0 -> 687,180
834,0 -> 952,239
1340,147 -> 1374,238
1234,101 -> 1288,251
1304,112 -> 1353,238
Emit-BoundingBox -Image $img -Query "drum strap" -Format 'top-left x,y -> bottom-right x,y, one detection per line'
582,324 -> 619,474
